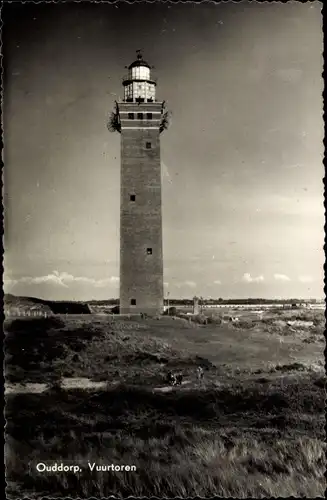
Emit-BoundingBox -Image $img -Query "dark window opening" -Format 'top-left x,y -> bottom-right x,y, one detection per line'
147,113 -> 153,120
130,194 -> 136,201
131,299 -> 136,306
128,113 -> 134,119
137,97 -> 145,103
147,248 -> 153,255
137,113 -> 143,120
147,98 -> 153,103
146,142 -> 152,149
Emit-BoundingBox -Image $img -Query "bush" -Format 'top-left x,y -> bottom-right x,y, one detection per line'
163,307 -> 178,316
206,314 -> 223,325
111,305 -> 120,315
191,314 -> 208,325
5,316 -> 65,334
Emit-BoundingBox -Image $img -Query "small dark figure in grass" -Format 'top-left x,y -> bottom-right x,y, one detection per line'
166,371 -> 183,386
197,366 -> 204,381
167,371 -> 176,385
48,379 -> 63,394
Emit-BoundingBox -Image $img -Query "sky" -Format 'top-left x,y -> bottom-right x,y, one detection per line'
3,1 -> 324,301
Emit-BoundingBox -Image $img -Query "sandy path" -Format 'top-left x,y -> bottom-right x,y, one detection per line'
5,378 -> 195,395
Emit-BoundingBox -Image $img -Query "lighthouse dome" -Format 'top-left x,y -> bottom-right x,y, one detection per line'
128,50 -> 151,70
128,58 -> 151,70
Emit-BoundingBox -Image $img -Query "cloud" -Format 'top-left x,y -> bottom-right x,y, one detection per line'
298,275 -> 314,283
184,280 -> 196,288
175,280 -> 196,288
3,278 -> 19,287
274,273 -> 291,282
213,280 -> 222,285
4,271 -> 120,289
242,273 -> 264,283
4,271 -> 69,288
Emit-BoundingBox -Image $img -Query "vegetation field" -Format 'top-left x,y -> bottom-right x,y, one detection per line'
4,308 -> 326,498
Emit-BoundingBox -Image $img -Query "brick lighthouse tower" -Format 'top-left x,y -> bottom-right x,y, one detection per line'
109,51 -> 168,315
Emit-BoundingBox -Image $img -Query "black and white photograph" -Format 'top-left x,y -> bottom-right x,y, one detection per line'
3,1 -> 325,498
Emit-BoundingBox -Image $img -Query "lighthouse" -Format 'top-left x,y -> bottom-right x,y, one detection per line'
109,52 -> 168,315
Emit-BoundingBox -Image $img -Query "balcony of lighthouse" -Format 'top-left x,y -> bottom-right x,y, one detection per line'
122,74 -> 157,86
122,74 -> 157,84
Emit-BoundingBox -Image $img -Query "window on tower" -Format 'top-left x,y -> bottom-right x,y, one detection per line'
137,113 -> 143,120
128,113 -> 134,119
135,81 -> 146,101
131,299 -> 136,306
125,84 -> 133,101
130,194 -> 136,201
146,142 -> 152,149
146,248 -> 153,255
147,83 -> 155,102
132,82 -> 144,100
147,113 -> 152,120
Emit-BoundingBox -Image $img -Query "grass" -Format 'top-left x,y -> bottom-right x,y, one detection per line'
5,377 -> 326,498
4,310 -> 326,498
4,316 -> 208,384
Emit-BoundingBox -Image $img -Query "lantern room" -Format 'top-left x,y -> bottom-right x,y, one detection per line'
122,51 -> 157,103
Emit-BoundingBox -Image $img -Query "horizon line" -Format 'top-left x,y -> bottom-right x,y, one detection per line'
4,293 -> 325,303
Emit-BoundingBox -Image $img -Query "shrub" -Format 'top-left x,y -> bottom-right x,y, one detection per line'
206,314 -> 222,325
5,316 -> 65,334
163,307 -> 178,316
111,305 -> 120,315
191,314 -> 208,325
